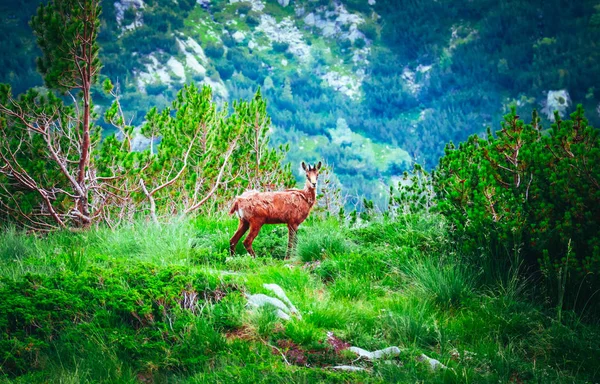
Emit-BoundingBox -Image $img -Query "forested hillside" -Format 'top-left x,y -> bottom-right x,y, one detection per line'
1,0 -> 600,202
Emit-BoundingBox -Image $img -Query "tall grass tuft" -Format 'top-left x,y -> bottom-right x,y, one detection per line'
0,227 -> 33,262
296,220 -> 351,263
382,296 -> 437,347
403,255 -> 475,308
0,227 -> 37,279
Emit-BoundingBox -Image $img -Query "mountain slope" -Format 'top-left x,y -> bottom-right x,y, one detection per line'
2,0 -> 599,204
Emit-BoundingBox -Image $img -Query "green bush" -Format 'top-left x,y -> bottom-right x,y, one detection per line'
272,41 -> 289,53
358,20 -> 378,40
0,262 -> 233,376
145,82 -> 168,95
433,107 -> 600,314
353,38 -> 366,49
204,42 -> 225,58
246,13 -> 260,27
216,61 -> 235,80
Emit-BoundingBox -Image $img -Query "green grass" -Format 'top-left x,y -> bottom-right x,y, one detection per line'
0,215 -> 599,383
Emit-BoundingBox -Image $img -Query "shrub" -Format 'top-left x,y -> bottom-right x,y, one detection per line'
433,106 -> 600,314
222,34 -> 236,47
246,13 -> 260,27
236,2 -> 253,14
353,38 -> 366,49
0,261 -> 233,375
272,41 -> 289,53
358,20 -> 378,40
216,61 -> 235,80
339,39 -> 352,51
204,42 -> 225,58
145,82 -> 168,95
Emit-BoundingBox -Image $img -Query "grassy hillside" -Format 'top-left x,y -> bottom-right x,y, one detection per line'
1,214 -> 599,383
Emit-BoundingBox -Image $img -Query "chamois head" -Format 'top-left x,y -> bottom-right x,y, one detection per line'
302,161 -> 322,189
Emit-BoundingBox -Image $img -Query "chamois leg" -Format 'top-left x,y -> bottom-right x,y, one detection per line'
230,220 -> 250,256
286,224 -> 299,259
243,222 -> 263,258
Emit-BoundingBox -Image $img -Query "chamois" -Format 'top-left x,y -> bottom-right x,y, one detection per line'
229,161 -> 322,258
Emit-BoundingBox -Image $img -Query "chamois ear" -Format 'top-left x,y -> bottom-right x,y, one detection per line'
316,161 -> 322,170
301,161 -> 307,172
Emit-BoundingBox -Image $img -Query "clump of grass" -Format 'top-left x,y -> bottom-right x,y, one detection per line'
210,291 -> 246,331
296,220 -> 351,263
403,256 -> 475,308
0,227 -> 33,262
382,296 -> 438,347
90,219 -> 195,264
350,214 -> 447,251
329,276 -> 385,300
247,305 -> 281,339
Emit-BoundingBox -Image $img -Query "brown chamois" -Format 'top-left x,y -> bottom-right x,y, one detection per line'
229,161 -> 322,258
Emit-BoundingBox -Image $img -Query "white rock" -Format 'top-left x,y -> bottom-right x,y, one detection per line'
232,31 -> 246,42
201,77 -> 229,100
330,365 -> 366,371
247,294 -> 290,313
138,54 -> 172,84
321,71 -> 361,99
248,40 -> 257,49
336,7 -> 363,26
349,346 -> 401,360
257,15 -> 311,62
127,127 -> 155,152
402,67 -> 421,95
167,57 -> 186,80
185,55 -> 206,77
303,13 -> 316,26
417,354 -> 446,370
417,64 -> 432,73
368,0 -> 376,5
281,59 -> 288,66
181,38 -> 209,64
542,90 -> 571,121
114,0 -> 145,28
263,283 -> 300,317
277,0 -> 289,7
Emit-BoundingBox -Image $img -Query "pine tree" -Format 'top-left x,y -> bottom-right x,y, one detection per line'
0,0 -> 101,229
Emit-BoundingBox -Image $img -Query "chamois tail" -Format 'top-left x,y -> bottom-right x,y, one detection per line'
229,199 -> 239,216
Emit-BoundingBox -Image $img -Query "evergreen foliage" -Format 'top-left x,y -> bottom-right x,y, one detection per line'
0,1 -> 293,230
431,106 -> 600,313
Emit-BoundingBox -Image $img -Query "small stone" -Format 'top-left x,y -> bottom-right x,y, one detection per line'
263,283 -> 300,317
247,294 -> 291,319
232,31 -> 245,42
330,365 -> 365,371
304,13 -> 316,26
349,346 -> 401,360
417,354 -> 446,370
